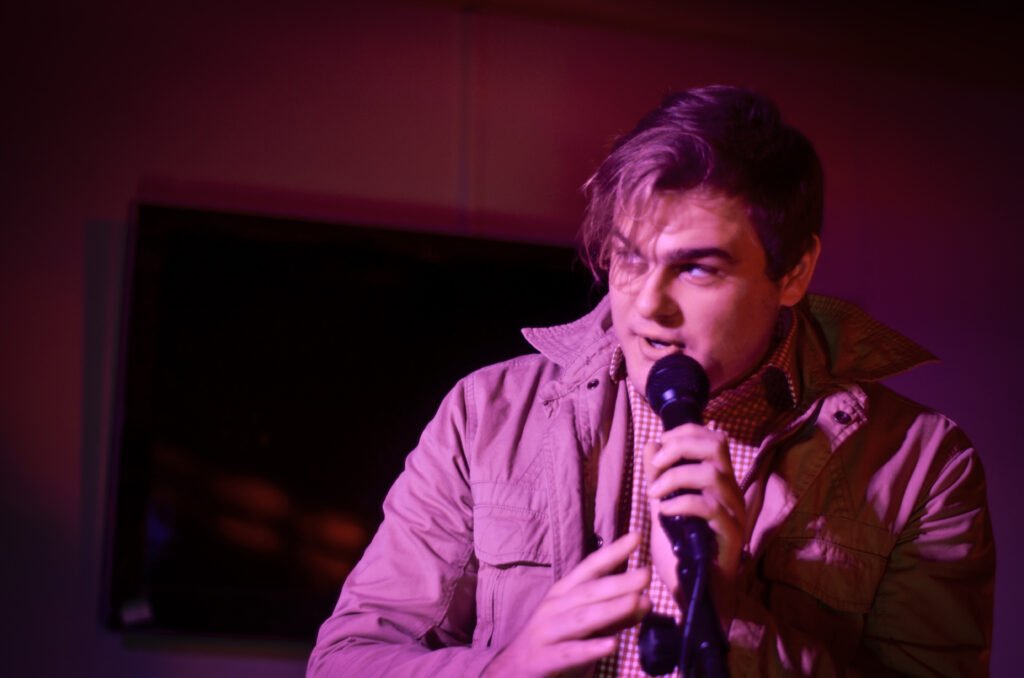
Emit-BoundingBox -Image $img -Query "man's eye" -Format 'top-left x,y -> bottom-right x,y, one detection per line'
679,264 -> 718,282
613,250 -> 646,269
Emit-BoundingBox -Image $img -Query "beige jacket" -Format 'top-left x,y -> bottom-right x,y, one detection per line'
309,295 -> 994,676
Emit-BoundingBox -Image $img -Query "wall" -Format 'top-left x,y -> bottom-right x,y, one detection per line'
2,1 -> 1020,675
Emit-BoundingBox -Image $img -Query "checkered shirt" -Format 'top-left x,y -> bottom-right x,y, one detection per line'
594,314 -> 799,677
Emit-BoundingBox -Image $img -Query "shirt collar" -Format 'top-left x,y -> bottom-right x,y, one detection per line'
705,308 -> 800,421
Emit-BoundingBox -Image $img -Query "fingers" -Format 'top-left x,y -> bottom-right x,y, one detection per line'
542,587 -> 652,643
542,567 -> 650,623
540,534 -> 652,643
655,493 -> 744,547
550,531 -> 640,594
646,424 -> 732,474
485,534 -> 653,677
548,567 -> 649,610
642,424 -> 738,505
642,424 -> 747,584
647,454 -> 746,547
649,464 -> 746,524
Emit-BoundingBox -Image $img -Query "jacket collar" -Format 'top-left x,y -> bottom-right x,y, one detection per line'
521,297 -> 618,398
796,295 -> 937,403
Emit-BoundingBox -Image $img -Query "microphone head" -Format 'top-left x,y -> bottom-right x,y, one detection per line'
645,353 -> 709,429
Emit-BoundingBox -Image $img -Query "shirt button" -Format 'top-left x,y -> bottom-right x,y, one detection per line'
833,410 -> 852,424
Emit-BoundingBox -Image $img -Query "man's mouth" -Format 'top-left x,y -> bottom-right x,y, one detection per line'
644,337 -> 683,350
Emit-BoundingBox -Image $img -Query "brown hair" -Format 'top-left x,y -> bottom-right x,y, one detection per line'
580,85 -> 823,280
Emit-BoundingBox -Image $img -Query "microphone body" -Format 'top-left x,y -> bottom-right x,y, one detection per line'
644,353 -> 712,562
640,353 -> 728,678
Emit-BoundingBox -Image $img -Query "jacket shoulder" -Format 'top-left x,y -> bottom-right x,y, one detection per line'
858,381 -> 975,458
458,353 -> 562,408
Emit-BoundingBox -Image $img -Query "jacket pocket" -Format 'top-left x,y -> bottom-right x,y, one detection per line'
762,512 -> 895,614
471,481 -> 551,566
763,535 -> 889,614
470,481 -> 552,648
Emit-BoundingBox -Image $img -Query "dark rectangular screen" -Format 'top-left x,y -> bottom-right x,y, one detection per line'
105,205 -> 601,641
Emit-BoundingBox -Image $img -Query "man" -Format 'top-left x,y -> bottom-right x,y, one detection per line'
308,86 -> 994,676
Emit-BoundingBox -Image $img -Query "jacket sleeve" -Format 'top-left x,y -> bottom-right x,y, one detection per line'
307,375 -> 500,677
726,418 -> 995,677
860,431 -> 994,675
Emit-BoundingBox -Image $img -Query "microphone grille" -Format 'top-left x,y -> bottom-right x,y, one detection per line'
645,353 -> 709,426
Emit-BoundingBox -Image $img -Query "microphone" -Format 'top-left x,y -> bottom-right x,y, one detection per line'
645,352 -> 713,570
646,352 -> 708,433
639,353 -> 728,678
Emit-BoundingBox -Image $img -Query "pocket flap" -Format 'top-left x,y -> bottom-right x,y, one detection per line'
472,481 -> 550,566
762,511 -> 896,613
763,537 -> 888,613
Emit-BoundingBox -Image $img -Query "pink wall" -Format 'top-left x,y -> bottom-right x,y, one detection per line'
2,2 -> 1020,675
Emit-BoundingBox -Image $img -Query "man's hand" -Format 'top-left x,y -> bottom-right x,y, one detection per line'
644,423 -> 746,626
482,532 -> 651,678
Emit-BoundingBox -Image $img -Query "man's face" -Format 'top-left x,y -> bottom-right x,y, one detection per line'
609,191 -> 815,395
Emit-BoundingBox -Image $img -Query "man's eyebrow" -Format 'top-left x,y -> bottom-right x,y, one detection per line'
609,232 -> 736,264
663,247 -> 736,264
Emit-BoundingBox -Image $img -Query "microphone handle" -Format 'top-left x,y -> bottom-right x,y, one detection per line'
655,441 -> 728,676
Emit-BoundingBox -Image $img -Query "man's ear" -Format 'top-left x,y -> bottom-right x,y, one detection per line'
779,235 -> 821,307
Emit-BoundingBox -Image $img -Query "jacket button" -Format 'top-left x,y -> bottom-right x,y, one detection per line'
587,379 -> 600,390
833,410 -> 852,424
594,534 -> 604,548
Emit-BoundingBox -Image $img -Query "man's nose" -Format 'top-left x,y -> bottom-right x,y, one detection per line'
634,267 -> 680,322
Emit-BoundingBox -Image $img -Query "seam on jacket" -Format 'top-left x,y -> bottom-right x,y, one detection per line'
474,503 -> 544,517
777,533 -> 893,559
412,375 -> 479,642
465,372 -> 478,479
540,413 -> 565,580
906,419 -> 978,529
575,375 -> 591,451
471,353 -> 548,380
928,414 -> 969,474
785,509 -> 899,546
492,565 -> 510,648
414,537 -> 478,643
